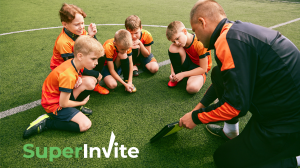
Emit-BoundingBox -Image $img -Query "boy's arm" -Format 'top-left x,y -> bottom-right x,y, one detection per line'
139,42 -> 151,57
59,92 -> 89,108
107,61 -> 127,86
173,57 -> 208,82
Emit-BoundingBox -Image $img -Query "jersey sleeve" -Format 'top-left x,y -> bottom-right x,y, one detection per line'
104,43 -> 115,61
56,40 -> 74,58
127,48 -> 132,56
142,30 -> 154,46
58,73 -> 76,93
192,36 -> 255,124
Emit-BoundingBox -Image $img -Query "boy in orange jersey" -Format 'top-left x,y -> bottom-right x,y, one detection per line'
50,3 -> 109,95
23,36 -> 104,139
101,29 -> 136,93
166,21 -> 212,94
125,15 -> 159,77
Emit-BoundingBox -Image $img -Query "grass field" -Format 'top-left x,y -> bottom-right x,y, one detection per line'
0,0 -> 300,167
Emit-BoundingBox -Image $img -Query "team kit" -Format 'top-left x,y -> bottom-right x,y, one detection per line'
22,1 -> 300,167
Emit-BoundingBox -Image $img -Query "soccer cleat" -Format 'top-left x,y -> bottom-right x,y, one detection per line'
133,70 -> 139,77
23,114 -> 49,139
206,124 -> 231,140
94,84 -> 109,95
168,80 -> 178,88
80,106 -> 93,116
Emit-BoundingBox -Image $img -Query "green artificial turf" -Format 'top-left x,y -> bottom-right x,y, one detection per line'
0,0 -> 299,167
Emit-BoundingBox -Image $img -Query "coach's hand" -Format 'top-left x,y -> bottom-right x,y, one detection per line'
179,111 -> 197,130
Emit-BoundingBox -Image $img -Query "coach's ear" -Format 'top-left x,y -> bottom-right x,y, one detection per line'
198,17 -> 206,28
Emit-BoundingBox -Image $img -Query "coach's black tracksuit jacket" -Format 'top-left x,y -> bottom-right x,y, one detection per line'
192,18 -> 300,133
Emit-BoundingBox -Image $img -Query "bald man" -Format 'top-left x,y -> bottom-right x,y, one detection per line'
179,0 -> 300,167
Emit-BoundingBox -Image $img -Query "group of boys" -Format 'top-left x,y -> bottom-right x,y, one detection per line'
22,1 -> 300,167
23,3 -> 211,139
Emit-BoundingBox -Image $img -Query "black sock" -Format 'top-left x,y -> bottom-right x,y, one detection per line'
168,51 -> 182,74
46,119 -> 80,132
120,58 -> 130,81
200,84 -> 218,107
76,90 -> 93,102
94,56 -> 105,72
132,49 -> 139,65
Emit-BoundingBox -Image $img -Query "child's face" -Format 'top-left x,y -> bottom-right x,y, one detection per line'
128,28 -> 141,41
169,29 -> 188,47
81,52 -> 100,70
63,13 -> 85,35
114,42 -> 130,55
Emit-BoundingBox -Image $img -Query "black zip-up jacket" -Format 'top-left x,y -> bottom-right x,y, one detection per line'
192,18 -> 300,133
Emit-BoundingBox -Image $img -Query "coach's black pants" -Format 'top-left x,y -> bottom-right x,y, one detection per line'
203,67 -> 300,167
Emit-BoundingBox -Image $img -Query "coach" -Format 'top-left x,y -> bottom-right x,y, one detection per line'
179,0 -> 300,167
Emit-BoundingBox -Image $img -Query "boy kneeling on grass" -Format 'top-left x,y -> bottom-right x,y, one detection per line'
23,35 -> 104,139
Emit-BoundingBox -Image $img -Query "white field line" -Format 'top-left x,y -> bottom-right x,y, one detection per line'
0,18 -> 300,119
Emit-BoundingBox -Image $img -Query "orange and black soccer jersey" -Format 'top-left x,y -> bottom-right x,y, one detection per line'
50,28 -> 87,70
184,34 -> 212,72
139,29 -> 154,46
42,59 -> 79,114
192,18 -> 300,133
103,38 -> 132,65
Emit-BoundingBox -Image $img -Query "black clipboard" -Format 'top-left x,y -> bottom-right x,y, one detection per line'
150,121 -> 183,143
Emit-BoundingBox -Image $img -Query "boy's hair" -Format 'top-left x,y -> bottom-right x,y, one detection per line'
166,21 -> 185,40
59,3 -> 87,23
74,35 -> 104,57
125,15 -> 142,31
114,29 -> 133,48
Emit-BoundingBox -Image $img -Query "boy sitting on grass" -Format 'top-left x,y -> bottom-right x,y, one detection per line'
50,3 -> 109,95
23,35 -> 104,139
166,21 -> 212,94
125,15 -> 159,76
101,29 -> 136,93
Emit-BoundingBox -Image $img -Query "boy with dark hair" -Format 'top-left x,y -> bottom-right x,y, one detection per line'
101,29 -> 136,93
166,21 -> 212,94
50,3 -> 109,95
125,15 -> 159,76
23,35 -> 104,139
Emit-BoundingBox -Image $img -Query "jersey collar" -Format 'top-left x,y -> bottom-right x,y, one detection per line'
64,28 -> 80,41
208,18 -> 228,50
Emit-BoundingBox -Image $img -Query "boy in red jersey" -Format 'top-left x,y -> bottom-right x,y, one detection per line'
125,15 -> 159,77
166,21 -> 212,94
50,3 -> 109,95
101,29 -> 136,93
23,35 -> 104,139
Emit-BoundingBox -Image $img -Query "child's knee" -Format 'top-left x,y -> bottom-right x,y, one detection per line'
169,44 -> 181,53
186,85 -> 200,94
104,77 -> 117,89
83,77 -> 97,90
147,62 -> 159,74
79,119 -> 92,132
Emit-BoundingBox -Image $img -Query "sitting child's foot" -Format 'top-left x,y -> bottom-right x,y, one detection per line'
168,80 -> 178,87
23,114 -> 49,139
94,84 -> 109,95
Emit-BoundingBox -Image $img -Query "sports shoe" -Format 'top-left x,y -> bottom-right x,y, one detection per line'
94,84 -> 109,95
80,106 -> 92,116
168,80 -> 178,87
206,124 -> 231,140
133,70 -> 139,77
23,114 -> 49,139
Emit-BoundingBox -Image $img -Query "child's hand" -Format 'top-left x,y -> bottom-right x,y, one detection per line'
82,95 -> 90,104
124,83 -> 133,93
88,23 -> 97,37
132,39 -> 141,49
74,77 -> 82,88
174,73 -> 184,82
169,73 -> 176,81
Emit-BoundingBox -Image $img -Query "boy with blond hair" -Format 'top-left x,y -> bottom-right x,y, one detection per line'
50,3 -> 109,95
166,21 -> 212,94
101,29 -> 136,93
125,15 -> 159,76
23,36 -> 104,139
